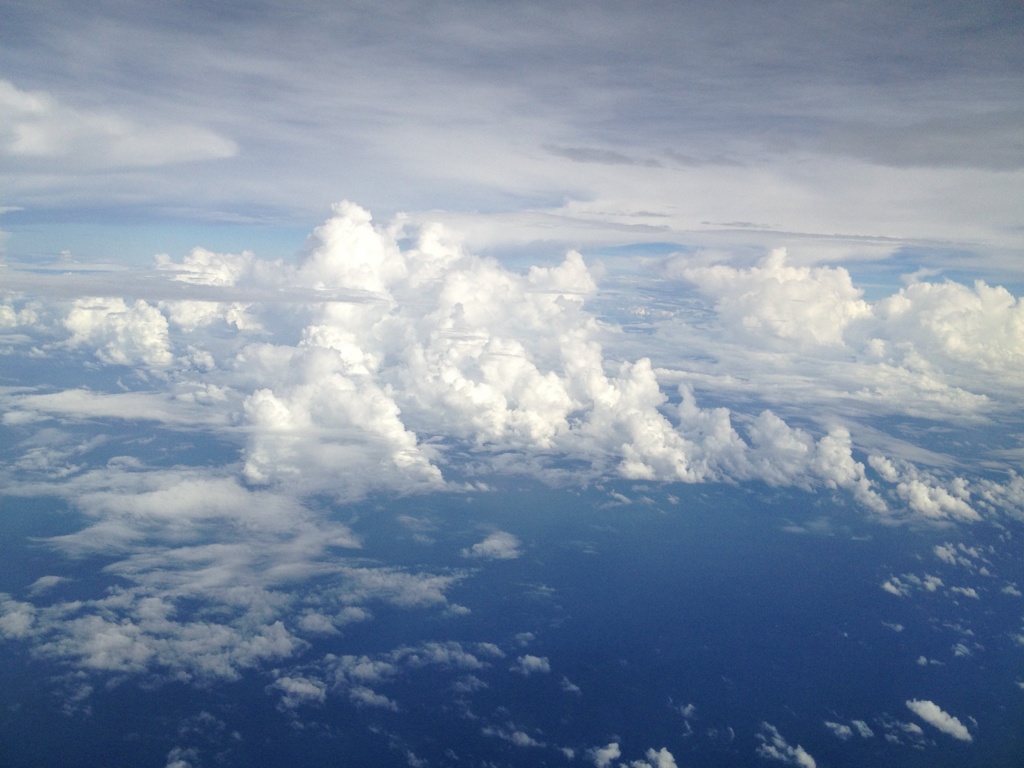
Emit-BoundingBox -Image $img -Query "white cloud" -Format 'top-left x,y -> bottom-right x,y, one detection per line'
273,674 -> 327,708
672,247 -> 1024,392
868,457 -> 979,522
5,388 -> 227,427
0,595 -> 36,639
950,586 -> 979,599
953,642 -> 974,658
905,699 -> 972,742
0,78 -> 236,170
165,747 -> 198,768
629,747 -> 678,768
64,297 -> 173,368
882,578 -> 909,597
0,460 -> 477,686
756,723 -> 817,768
475,642 -> 505,658
675,249 -> 871,349
850,720 -> 874,738
871,279 -> 1024,383
1,201 -> 1019,718
27,575 -> 69,595
589,742 -> 621,768
823,721 -> 852,740
347,685 -> 398,711
6,203 -> 1017,525
481,722 -> 544,748
511,654 -> 551,676
462,531 -> 522,560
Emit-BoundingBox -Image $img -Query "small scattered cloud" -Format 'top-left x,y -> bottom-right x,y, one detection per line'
588,742 -> 621,768
905,699 -> 972,742
851,720 -> 874,738
27,575 -> 70,596
950,586 -> 980,599
511,654 -> 550,676
629,747 -> 679,768
462,531 -> 522,560
272,675 -> 327,709
756,723 -> 817,767
823,721 -> 852,740
481,722 -> 544,748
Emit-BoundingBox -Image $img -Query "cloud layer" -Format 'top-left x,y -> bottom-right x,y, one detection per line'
2,1 -> 1022,266
0,203 -> 1021,728
3,202 -> 1022,523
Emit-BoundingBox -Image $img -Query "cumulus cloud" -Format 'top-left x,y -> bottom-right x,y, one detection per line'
671,248 -> 1024,389
824,721 -> 852,740
851,720 -> 874,738
0,595 -> 36,639
1,200 -> 1019,711
629,747 -> 678,768
165,747 -> 199,768
511,654 -> 550,675
589,742 -> 622,768
462,531 -> 522,560
871,279 -> 1024,382
0,462 -> 474,685
129,204 -> 901,505
659,246 -> 1023,444
481,722 -> 544,748
272,675 -> 327,708
292,639 -> 494,714
674,248 -> 871,348
7,202 -> 1015,524
64,297 -> 173,368
868,457 -> 979,522
950,586 -> 979,599
905,699 -> 972,741
756,723 -> 817,768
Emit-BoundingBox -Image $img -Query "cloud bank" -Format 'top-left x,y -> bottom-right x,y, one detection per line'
1,201 -> 1022,707
3,202 -> 1022,524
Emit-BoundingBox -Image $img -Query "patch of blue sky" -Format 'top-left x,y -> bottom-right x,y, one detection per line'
2,214 -> 314,267
845,245 -> 1024,301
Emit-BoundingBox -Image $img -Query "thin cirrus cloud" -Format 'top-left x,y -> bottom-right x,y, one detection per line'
0,79 -> 237,171
0,1 -> 1021,265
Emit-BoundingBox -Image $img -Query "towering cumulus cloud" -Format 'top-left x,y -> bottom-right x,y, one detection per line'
144,202 -> 885,506
5,201 -> 1021,523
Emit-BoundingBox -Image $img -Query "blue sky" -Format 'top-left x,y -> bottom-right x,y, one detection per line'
1,3 -> 1024,767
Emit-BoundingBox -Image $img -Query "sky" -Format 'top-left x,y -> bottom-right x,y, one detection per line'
2,0 -> 1023,268
1,2 -> 1024,768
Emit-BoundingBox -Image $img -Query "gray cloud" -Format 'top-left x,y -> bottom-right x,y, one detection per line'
0,0 -> 1020,261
